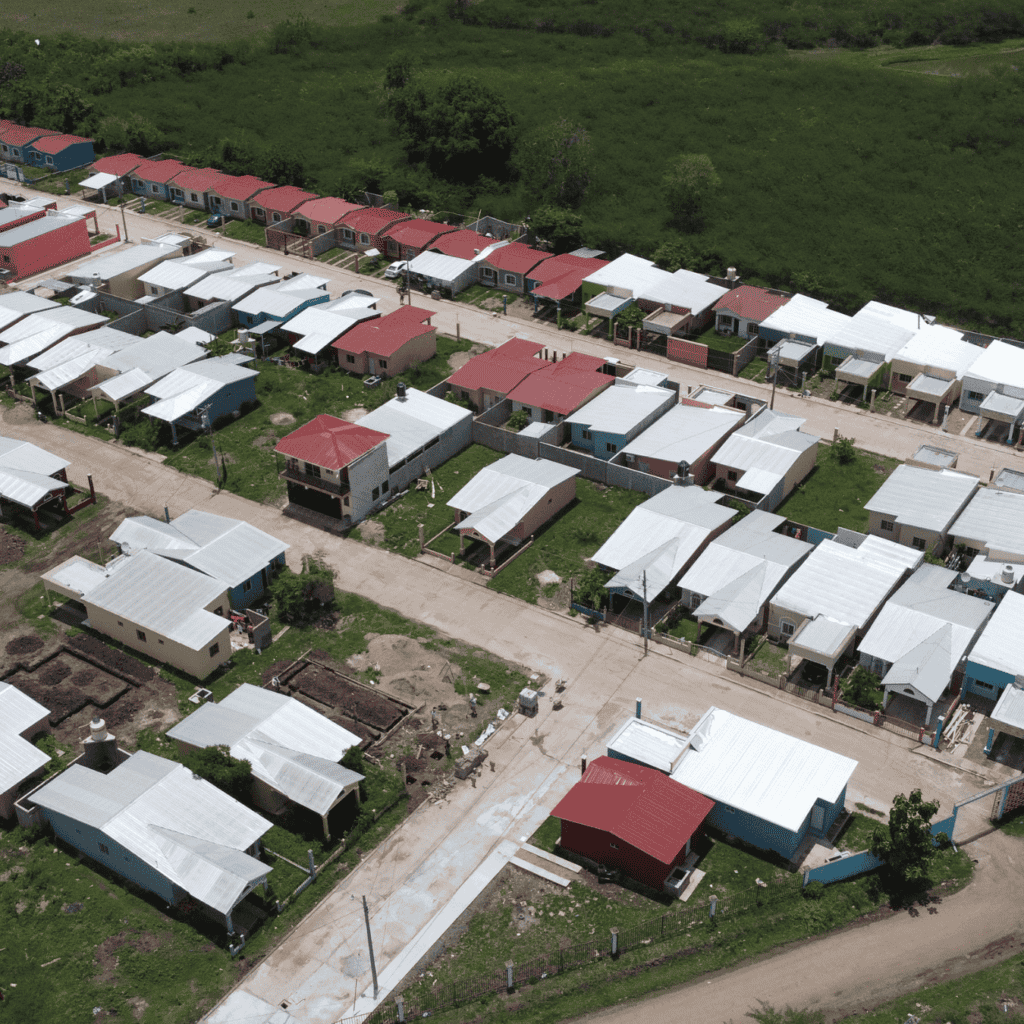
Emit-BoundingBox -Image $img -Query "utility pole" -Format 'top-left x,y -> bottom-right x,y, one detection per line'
362,895 -> 379,1000
768,347 -> 780,410
641,570 -> 649,657
202,405 -> 221,488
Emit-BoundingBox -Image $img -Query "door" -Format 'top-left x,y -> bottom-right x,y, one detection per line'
810,804 -> 825,833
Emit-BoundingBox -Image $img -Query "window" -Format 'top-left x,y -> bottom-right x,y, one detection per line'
253,208 -> 265,220
879,520 -> 894,532
912,537 -> 926,551
45,156 -> 53,165
1,256 -> 7,264
98,842 -> 109,855
480,267 -> 495,279
388,241 -> 399,255
136,629 -> 146,642
318,225 -> 326,234
579,429 -> 592,441
359,233 -> 370,244
215,607 -> 223,616
898,373 -> 913,383
346,354 -> 355,364
272,212 -> 282,222
131,179 -> 142,190
190,192 -> 198,202
727,470 -> 738,482
780,620 -> 796,637
372,486 -> 380,500
973,679 -> 994,691
342,228 -> 353,240
170,188 -> 182,199
519,407 -> 532,417
504,274 -> 517,286
382,480 -> 389,493
117,620 -> 123,626
243,579 -> 253,593
157,638 -> 164,645
606,442 -> 617,453
748,323 -> 759,336
230,201 -> 239,211
690,592 -> 701,609
209,643 -> 220,658
378,359 -> 387,369
151,184 -> 159,194
967,390 -> 985,402
0,145 -> 6,153
719,315 -> 734,329
722,806 -> 735,814
304,462 -> 322,478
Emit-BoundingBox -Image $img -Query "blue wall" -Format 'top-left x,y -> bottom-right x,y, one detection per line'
26,139 -> 95,171
963,660 -> 1014,699
236,292 -> 330,328
228,552 -> 285,609
569,422 -> 626,460
132,178 -> 172,201
706,802 -> 803,860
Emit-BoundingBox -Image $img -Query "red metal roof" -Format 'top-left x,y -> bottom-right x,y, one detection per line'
209,174 -> 274,201
91,153 -> 145,177
295,197 -> 365,225
340,207 -> 410,236
447,338 -> 549,395
274,414 -> 389,470
381,218 -> 457,251
0,124 -> 58,147
255,186 -> 319,215
506,355 -> 610,416
713,285 -> 791,323
29,133 -> 92,155
528,254 -> 610,302
131,159 -> 187,184
552,756 -> 714,865
429,229 -> 495,260
169,166 -> 224,192
479,241 -> 548,276
333,306 -> 434,359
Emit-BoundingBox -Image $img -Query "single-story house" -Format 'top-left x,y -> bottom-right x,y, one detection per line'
337,207 -> 410,252
888,324 -> 982,423
380,218 -> 457,260
128,159 -> 189,201
428,229 -> 499,260
275,414 -> 392,525
405,250 -> 481,297
291,197 -> 366,238
710,408 -> 819,511
506,352 -> 614,424
26,325 -> 139,410
281,294 -> 380,366
637,268 -> 730,335
446,453 -> 580,566
24,749 -> 272,935
111,510 -> 287,610
581,254 -> 662,326
768,534 -> 923,687
677,510 -> 814,653
167,166 -> 224,212
83,153 -> 145,198
475,241 -> 548,294
552,756 -> 714,891
0,201 -> 53,235
0,682 -> 52,819
0,291 -> 59,332
0,306 -> 109,367
0,211 -> 94,282
445,337 -> 547,412
526,253 -> 610,311
0,122 -> 58,163
232,272 -> 330,329
0,435 -> 72,527
65,236 -> 186,299
184,260 -> 281,310
713,285 -> 791,338
24,133 -> 94,171
205,174 -> 274,221
669,706 -> 858,860
988,683 -> 1024,747
249,186 -> 319,225
565,381 -> 676,460
167,683 -> 361,838
87,331 -> 210,408
950,485 -> 1024,582
591,487 -> 737,606
756,292 -> 851,357
959,341 -> 1024,443
864,465 -> 979,556
42,548 -> 233,680
962,591 -> 1024,701
331,305 -> 435,378
857,564 -> 993,724
617,403 -> 745,485
137,247 -> 236,298
826,302 -> 923,399
357,385 -> 473,493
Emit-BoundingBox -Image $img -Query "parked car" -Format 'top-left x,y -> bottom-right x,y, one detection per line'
384,260 -> 409,279
207,213 -> 224,228
363,375 -> 384,388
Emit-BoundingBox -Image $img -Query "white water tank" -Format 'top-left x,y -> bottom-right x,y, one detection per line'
1002,564 -> 1015,585
89,717 -> 108,741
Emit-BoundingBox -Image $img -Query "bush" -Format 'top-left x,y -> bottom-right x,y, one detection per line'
270,554 -> 336,623
182,744 -> 252,801
831,436 -> 856,465
507,409 -> 530,431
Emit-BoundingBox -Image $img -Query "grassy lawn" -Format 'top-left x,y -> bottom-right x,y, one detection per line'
694,326 -> 751,354
218,218 -> 268,245
998,807 -> 1024,839
666,616 -> 701,642
746,635 -> 789,675
529,816 -> 562,854
776,444 -> 898,533
488,481 -> 649,604
23,167 -> 94,195
181,209 -> 206,225
835,811 -> 884,853
739,356 -> 769,382
317,246 -> 344,262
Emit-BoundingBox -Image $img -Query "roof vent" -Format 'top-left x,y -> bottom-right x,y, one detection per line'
1002,564 -> 1015,584
396,381 -> 407,400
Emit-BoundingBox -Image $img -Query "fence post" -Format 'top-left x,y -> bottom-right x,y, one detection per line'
709,895 -> 718,918
395,996 -> 405,1023
610,927 -> 619,959
505,960 -> 514,993
307,849 -> 316,881
933,715 -> 944,750
918,726 -> 926,743
802,867 -> 810,888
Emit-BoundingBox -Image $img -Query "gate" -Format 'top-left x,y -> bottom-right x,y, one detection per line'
949,771 -> 1024,844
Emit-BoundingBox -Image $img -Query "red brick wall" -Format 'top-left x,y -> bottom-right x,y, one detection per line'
667,338 -> 708,368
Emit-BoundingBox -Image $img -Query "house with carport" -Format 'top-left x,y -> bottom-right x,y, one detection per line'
338,207 -> 410,252
565,381 -> 676,460
406,250 -> 484,297
137,247 -> 236,299
205,174 -> 274,221
961,591 -> 1024,703
526,253 -> 609,315
331,305 -> 435,378
756,292 -> 851,360
617,402 -> 745,485
22,749 -> 272,936
987,682 -> 1024,757
857,564 -> 993,725
446,454 -> 579,568
551,756 -> 714,892
291,197 -> 365,239
864,464 -> 979,557
888,324 -> 982,424
949,486 -> 1024,596
959,341 -> 1024,444
0,306 -> 108,368
110,510 -> 287,610
677,511 -> 813,656
712,285 -> 790,339
429,229 -> 502,260
506,352 -> 613,425
826,301 -> 920,399
167,683 -> 362,840
184,260 -> 281,311
281,294 -> 380,368
768,533 -> 923,689
0,682 -> 51,819
65,236 -> 186,299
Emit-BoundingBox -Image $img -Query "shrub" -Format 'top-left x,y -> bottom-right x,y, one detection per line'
507,409 -> 530,431
831,436 -> 856,464
801,880 -> 825,900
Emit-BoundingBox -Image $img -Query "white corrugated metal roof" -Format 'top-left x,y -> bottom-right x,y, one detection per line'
864,465 -> 979,533
137,249 -> 235,291
28,325 -> 136,372
0,435 -> 69,476
964,340 -> 1024,388
606,717 -> 689,774
357,388 -> 471,467
90,367 -> 154,402
991,683 -> 1024,732
0,467 -> 67,509
565,383 -> 674,434
950,487 -> 1024,557
100,334 -> 208,379
29,750 -> 271,914
772,535 -> 923,630
639,268 -> 728,314
967,591 -> 1024,678
0,291 -> 58,332
184,261 -> 281,302
828,308 -> 914,361
0,681 -> 51,797
881,623 -> 957,704
671,707 -> 858,832
31,353 -> 109,393
143,360 -> 258,424
407,251 -> 474,281
619,404 -> 744,465
759,293 -> 851,344
66,241 -> 182,283
893,324 -> 980,378
80,170 -> 119,189
232,274 -> 329,319
83,549 -> 228,650
286,304 -> 377,355
41,553 -> 125,597
979,391 -> 1024,417
582,253 -> 662,294
791,615 -> 857,658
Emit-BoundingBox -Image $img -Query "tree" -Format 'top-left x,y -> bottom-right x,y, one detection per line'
40,84 -> 94,135
574,566 -> 610,610
841,666 -> 884,710
516,118 -> 593,208
831,436 -> 856,464
183,745 -> 252,802
389,74 -> 517,182
529,206 -> 584,253
652,240 -> 698,271
270,553 -> 336,623
870,789 -> 942,887
662,153 -> 721,230
507,409 -> 530,432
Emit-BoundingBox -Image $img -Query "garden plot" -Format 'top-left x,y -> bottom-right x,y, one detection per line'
7,651 -> 130,725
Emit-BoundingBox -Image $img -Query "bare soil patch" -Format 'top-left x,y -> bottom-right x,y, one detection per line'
269,412 -> 296,425
0,527 -> 26,564
66,633 -> 155,683
348,634 -> 466,711
287,661 -> 405,732
340,406 -> 369,422
6,634 -> 44,656
9,652 -> 131,724
94,930 -> 171,985
358,519 -> 385,544
447,343 -> 487,372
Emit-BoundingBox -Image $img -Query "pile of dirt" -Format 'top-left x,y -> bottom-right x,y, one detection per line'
15,672 -> 90,723
0,528 -> 25,565
5,635 -> 43,657
348,634 -> 464,709
66,634 -> 154,683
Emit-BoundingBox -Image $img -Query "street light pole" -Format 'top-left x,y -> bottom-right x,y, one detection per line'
362,895 -> 379,1000
201,405 -> 221,488
642,570 -> 649,657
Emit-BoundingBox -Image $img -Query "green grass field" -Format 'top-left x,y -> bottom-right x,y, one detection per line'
777,444 -> 898,533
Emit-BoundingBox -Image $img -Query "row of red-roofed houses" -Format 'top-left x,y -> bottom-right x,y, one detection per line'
0,120 -> 95,174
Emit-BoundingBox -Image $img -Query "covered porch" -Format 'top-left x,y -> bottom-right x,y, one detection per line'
787,615 -> 859,692
976,390 -> 1024,445
769,337 -> 818,389
835,351 -> 886,403
0,467 -> 70,530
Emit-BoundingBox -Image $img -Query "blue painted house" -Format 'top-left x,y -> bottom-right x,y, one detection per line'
111,507 -> 289,611
564,382 -> 676,461
128,158 -> 189,202
231,273 -> 331,329
962,590 -> 1024,701
24,133 -> 95,171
